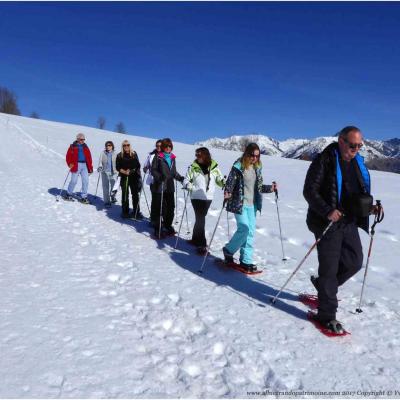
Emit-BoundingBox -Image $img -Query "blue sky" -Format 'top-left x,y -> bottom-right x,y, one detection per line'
1,2 -> 400,143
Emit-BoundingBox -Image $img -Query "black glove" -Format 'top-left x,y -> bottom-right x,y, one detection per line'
178,176 -> 184,183
261,184 -> 273,193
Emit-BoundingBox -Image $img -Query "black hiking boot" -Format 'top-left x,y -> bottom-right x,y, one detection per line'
63,194 -> 75,201
197,246 -> 208,256
79,197 -> 90,205
222,247 -> 234,263
240,261 -> 257,272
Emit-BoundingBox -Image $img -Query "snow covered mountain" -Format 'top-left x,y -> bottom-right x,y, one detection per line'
197,134 -> 400,172
1,112 -> 400,397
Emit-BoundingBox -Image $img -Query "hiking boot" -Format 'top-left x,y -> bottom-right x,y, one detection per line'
197,246 -> 208,256
165,226 -> 176,235
154,228 -> 164,239
121,212 -> 130,219
79,197 -> 90,204
313,314 -> 344,334
323,319 -> 345,334
222,247 -> 234,263
63,194 -> 75,201
104,202 -> 112,208
240,261 -> 257,272
311,275 -> 319,291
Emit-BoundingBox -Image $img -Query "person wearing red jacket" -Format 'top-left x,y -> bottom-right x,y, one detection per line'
65,133 -> 93,203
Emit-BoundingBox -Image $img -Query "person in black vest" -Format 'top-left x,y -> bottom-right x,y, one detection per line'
303,126 -> 381,334
150,138 -> 184,237
116,140 -> 143,219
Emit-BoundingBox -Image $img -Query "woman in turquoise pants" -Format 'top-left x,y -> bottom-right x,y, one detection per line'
223,143 -> 276,272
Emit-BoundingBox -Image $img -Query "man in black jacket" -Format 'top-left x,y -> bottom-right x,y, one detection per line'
303,126 -> 377,333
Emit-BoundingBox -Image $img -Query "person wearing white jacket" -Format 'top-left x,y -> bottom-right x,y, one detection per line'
183,147 -> 225,254
97,141 -> 118,207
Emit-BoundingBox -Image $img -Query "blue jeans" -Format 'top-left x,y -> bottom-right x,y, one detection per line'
67,163 -> 89,198
225,205 -> 257,264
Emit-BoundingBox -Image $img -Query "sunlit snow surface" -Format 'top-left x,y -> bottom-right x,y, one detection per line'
0,113 -> 399,398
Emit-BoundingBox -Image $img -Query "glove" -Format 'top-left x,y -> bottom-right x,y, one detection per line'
97,166 -> 103,173
178,176 -> 184,183
261,184 -> 274,193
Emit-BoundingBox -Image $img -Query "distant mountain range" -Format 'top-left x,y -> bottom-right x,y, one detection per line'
195,134 -> 400,173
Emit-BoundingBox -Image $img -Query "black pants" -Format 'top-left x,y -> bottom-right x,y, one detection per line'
152,192 -> 175,230
315,221 -> 363,321
120,176 -> 140,215
150,191 -> 158,225
191,199 -> 212,247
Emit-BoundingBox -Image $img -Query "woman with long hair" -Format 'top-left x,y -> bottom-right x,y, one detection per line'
150,138 -> 184,237
223,143 -> 276,272
116,140 -> 143,219
183,147 -> 225,254
97,140 -> 117,208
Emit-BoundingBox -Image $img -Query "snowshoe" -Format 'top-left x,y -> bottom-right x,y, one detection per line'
299,293 -> 319,309
214,258 -> 263,275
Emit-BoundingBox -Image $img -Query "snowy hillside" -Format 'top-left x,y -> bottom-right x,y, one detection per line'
1,112 -> 400,397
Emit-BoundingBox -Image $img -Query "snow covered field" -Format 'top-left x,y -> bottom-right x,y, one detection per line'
0,113 -> 399,398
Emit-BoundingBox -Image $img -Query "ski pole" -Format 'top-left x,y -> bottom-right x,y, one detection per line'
174,187 -> 191,249
198,199 -> 227,274
356,200 -> 384,313
95,173 -> 101,197
273,181 -> 287,261
134,171 -> 147,219
271,220 -> 334,304
227,210 -> 231,240
141,175 -> 151,215
174,179 -> 179,225
159,182 -> 164,239
184,190 -> 190,234
56,170 -> 71,202
95,153 -> 103,198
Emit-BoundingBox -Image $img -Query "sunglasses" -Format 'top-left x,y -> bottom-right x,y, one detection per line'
123,144 -> 130,147
78,138 -> 85,141
249,153 -> 260,158
164,144 -> 172,148
343,138 -> 363,150
195,153 -> 202,157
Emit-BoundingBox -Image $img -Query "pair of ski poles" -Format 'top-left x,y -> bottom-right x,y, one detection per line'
271,200 -> 384,314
